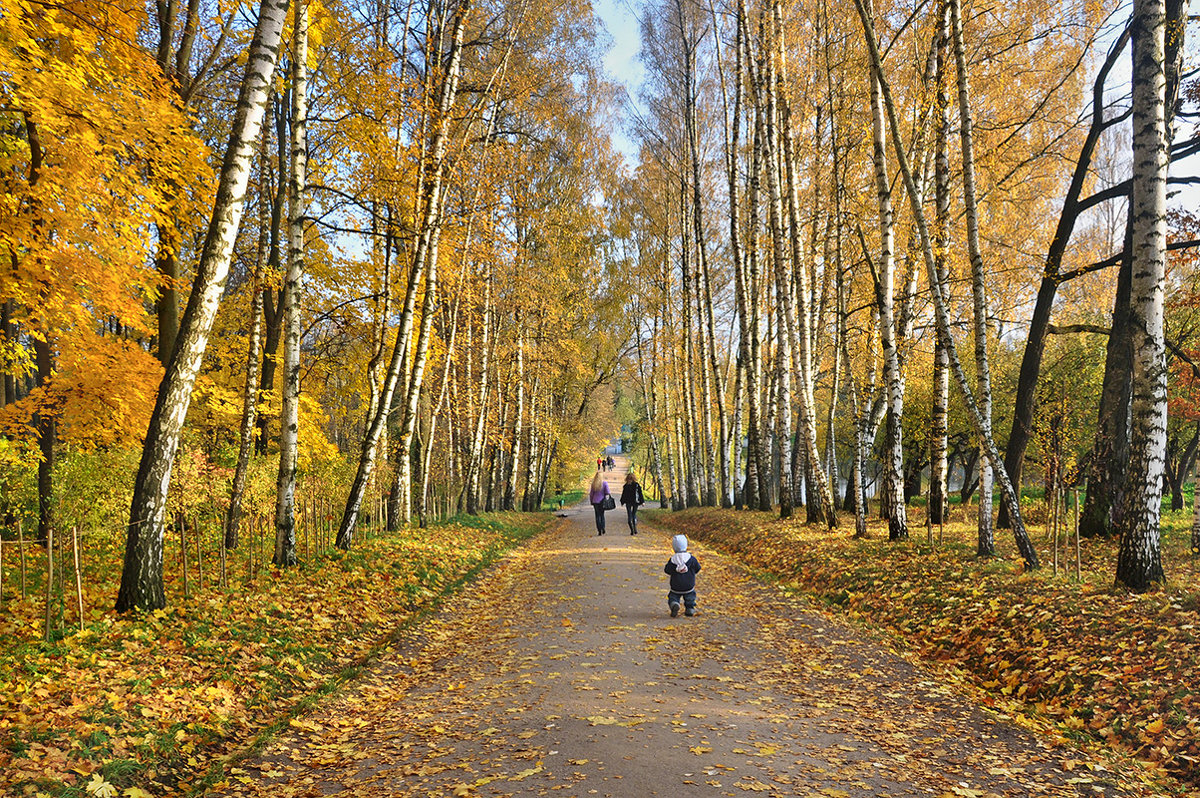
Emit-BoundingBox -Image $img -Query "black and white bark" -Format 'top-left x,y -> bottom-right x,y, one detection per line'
117,0 -> 292,611
929,0 -> 951,527
1115,0 -> 1171,591
951,0 -> 995,556
864,0 -> 906,540
852,0 -> 1040,568
224,138 -> 272,551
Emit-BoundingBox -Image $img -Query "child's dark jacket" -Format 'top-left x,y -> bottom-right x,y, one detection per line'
664,556 -> 701,592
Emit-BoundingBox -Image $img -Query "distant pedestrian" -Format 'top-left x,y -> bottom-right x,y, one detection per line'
597,457 -> 603,471
664,534 -> 701,617
620,472 -> 644,535
589,472 -> 612,535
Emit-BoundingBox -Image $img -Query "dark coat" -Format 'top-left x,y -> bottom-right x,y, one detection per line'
620,482 -> 645,507
664,555 -> 701,593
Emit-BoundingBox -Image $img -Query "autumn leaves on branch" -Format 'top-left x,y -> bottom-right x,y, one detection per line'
0,0 -> 1194,611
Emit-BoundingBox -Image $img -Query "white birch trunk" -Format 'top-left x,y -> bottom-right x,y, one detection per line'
851,0 -> 1039,568
929,0 -> 951,527
224,139 -> 271,551
117,0 -> 291,611
1115,0 -> 1171,590
865,0 -> 907,540
274,0 -> 308,567
761,27 -> 793,519
950,0 -> 995,557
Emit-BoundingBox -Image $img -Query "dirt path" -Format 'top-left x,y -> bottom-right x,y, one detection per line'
209,458 -> 1146,797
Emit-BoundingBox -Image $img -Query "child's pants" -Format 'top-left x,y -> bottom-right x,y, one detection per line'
667,590 -> 697,611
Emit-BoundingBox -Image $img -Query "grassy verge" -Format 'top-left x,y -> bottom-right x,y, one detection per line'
539,489 -> 584,511
0,511 -> 554,796
648,505 -> 1200,790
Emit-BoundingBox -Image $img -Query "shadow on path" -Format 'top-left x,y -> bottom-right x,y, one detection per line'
209,456 -> 1146,797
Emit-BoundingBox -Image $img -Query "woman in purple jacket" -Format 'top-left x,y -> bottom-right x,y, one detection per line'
589,472 -> 611,535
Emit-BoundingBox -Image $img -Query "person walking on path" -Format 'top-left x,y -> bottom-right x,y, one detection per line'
620,472 -> 644,535
589,472 -> 611,535
664,534 -> 701,616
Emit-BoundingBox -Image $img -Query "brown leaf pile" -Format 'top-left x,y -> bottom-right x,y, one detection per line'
651,506 -> 1200,789
0,512 -> 550,796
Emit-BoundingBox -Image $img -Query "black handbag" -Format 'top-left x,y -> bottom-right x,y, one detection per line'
602,495 -> 616,511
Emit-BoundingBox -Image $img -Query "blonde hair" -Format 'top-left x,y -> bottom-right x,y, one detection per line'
590,472 -> 605,493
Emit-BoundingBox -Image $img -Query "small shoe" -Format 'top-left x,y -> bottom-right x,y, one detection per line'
670,604 -> 680,618
684,607 -> 695,617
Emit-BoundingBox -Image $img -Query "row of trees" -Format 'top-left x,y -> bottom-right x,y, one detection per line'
619,0 -> 1197,590
1,0 -> 627,610
2,0 -> 1195,614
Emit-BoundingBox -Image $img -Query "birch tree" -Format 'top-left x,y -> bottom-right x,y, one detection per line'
851,0 -> 1039,569
117,0 -> 292,611
337,0 -> 470,547
1114,0 -> 1173,590
950,0 -> 994,556
274,0 -> 309,567
862,0 -> 907,540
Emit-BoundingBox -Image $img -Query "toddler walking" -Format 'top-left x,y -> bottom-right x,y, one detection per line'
664,534 -> 701,617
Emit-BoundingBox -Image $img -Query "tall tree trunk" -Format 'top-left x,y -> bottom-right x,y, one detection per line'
929,0 -> 951,526
1115,0 -> 1171,591
337,0 -> 469,546
224,139 -> 272,551
274,0 -> 308,567
951,0 -> 995,556
117,0 -> 291,611
776,7 -> 835,527
762,19 -> 793,520
863,2 -> 907,540
747,73 -> 770,512
255,106 -> 289,456
852,0 -> 1039,568
1082,241 -> 1134,536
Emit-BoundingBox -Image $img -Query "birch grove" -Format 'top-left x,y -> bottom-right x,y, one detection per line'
0,0 -> 1195,621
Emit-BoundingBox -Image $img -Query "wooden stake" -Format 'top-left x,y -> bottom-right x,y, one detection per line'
246,514 -> 253,584
250,515 -> 256,582
180,514 -> 190,599
18,520 -> 26,599
1051,487 -> 1059,577
72,526 -> 83,633
44,526 -> 53,641
219,520 -> 227,590
1080,484 -> 1089,578
195,514 -> 203,591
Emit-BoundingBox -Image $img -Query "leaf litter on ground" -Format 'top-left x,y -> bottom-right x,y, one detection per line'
650,506 -> 1200,793
0,512 -> 550,796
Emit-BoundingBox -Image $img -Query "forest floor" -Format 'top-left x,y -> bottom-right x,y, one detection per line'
204,456 -> 1178,798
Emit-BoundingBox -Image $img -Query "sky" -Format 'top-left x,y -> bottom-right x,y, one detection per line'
592,0 -> 645,167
